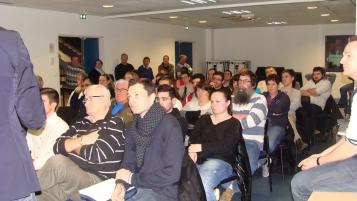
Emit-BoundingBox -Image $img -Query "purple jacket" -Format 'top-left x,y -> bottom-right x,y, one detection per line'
0,27 -> 45,200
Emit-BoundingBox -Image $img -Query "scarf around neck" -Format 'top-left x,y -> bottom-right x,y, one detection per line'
128,102 -> 166,168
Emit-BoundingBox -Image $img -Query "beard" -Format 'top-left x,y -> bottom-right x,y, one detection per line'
233,88 -> 255,105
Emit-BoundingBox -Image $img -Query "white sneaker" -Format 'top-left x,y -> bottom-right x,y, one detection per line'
262,161 -> 269,178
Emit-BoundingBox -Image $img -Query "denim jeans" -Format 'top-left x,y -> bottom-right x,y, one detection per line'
12,193 -> 36,201
197,158 -> 233,201
245,140 -> 261,173
291,157 -> 357,201
127,188 -> 163,201
267,124 -> 285,153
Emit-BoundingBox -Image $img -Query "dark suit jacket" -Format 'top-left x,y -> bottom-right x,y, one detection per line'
0,27 -> 46,200
88,68 -> 102,84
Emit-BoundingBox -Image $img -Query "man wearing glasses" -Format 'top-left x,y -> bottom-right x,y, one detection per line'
232,70 -> 268,175
36,85 -> 126,201
110,79 -> 133,127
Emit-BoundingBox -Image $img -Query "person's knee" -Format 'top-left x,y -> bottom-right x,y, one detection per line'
45,155 -> 71,171
291,171 -> 307,192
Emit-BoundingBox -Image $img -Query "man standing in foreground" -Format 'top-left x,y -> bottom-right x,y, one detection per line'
291,36 -> 357,201
0,27 -> 46,201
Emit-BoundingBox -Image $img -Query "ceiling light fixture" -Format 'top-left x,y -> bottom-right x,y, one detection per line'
169,16 -> 178,19
222,10 -> 251,15
321,13 -> 330,17
181,0 -> 196,5
102,5 -> 114,8
266,21 -> 287,25
181,0 -> 218,5
307,6 -> 318,10
199,20 -> 207,23
330,19 -> 339,22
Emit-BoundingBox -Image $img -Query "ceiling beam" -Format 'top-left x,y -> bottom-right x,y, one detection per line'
105,0 -> 328,19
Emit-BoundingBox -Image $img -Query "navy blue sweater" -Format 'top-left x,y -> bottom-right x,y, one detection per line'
120,114 -> 184,200
138,65 -> 154,80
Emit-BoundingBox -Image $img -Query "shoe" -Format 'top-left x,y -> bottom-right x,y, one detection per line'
218,188 -> 234,201
262,161 -> 269,178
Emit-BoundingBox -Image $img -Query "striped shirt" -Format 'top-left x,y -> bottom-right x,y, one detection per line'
232,93 -> 267,149
59,59 -> 85,89
54,114 -> 125,180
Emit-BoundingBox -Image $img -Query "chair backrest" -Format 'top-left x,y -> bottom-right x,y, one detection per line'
57,106 -> 78,125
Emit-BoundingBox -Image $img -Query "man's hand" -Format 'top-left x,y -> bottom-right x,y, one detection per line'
111,184 -> 126,201
82,130 -> 99,145
188,152 -> 197,163
233,114 -> 248,120
188,144 -> 202,153
298,154 -> 320,170
116,169 -> 132,183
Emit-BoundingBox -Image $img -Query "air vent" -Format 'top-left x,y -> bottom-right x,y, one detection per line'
0,1 -> 14,5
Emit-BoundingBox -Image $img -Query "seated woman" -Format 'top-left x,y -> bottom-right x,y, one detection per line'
188,89 -> 243,201
99,74 -> 115,99
263,74 -> 290,153
281,69 -> 308,150
182,83 -> 213,125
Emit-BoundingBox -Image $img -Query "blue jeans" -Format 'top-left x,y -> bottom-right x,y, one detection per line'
245,140 -> 261,173
291,157 -> 357,201
127,188 -> 167,201
197,158 -> 233,201
12,193 -> 36,201
267,124 -> 285,153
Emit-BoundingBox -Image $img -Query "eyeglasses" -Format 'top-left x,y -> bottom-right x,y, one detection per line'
115,88 -> 128,93
83,95 -> 104,104
238,79 -> 251,84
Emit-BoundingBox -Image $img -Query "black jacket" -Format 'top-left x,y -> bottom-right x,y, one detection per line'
178,152 -> 206,201
234,136 -> 252,201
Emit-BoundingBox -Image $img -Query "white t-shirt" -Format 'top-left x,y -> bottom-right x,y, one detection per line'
300,79 -> 331,110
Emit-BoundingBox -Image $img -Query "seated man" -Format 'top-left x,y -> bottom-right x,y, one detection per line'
211,71 -> 231,95
70,76 -> 92,119
110,79 -> 133,127
158,75 -> 183,111
291,35 -> 357,201
178,71 -> 194,104
300,66 -> 331,140
112,79 -> 184,201
36,85 -> 126,201
27,88 -> 69,170
232,70 -> 267,175
156,84 -> 188,139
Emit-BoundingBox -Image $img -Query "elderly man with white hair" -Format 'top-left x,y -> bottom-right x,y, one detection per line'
36,84 -> 126,201
110,79 -> 133,127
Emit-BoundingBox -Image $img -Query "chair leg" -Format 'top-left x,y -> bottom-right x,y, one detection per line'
280,146 -> 285,181
268,155 -> 273,192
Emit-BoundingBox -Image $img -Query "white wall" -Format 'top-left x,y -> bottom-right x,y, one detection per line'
209,23 -> 355,97
0,5 -> 206,92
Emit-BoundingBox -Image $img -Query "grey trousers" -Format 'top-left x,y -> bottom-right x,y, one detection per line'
36,155 -> 102,201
